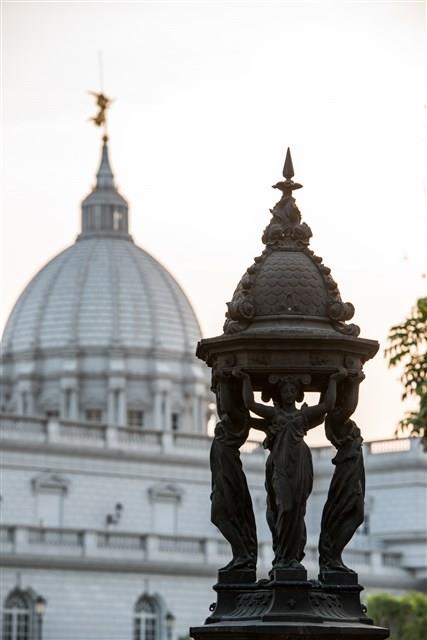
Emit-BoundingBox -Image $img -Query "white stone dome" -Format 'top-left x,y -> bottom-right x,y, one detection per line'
1,138 -> 209,431
2,237 -> 201,355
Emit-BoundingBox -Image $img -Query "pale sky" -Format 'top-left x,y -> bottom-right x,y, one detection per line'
1,1 -> 426,445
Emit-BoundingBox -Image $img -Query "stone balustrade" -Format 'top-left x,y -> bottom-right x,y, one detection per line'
0,413 -> 422,462
0,525 -> 230,565
0,524 -> 404,576
0,413 -> 266,457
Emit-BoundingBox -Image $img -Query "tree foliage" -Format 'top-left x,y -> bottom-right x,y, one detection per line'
367,592 -> 427,640
385,297 -> 427,450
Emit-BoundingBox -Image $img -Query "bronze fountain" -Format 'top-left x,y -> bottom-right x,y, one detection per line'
190,149 -> 389,640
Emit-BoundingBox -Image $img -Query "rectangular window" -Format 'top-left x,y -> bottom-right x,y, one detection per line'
171,413 -> 179,432
37,492 -> 63,528
128,410 -> 144,428
134,615 -> 157,640
2,613 -> 12,640
2,611 -> 30,640
134,617 -> 141,640
21,392 -> 28,415
16,613 -> 29,640
146,618 -> 156,640
85,409 -> 102,423
153,501 -> 176,535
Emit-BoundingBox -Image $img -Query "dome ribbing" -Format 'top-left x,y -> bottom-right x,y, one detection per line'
1,135 -> 208,428
2,137 -> 201,356
1,238 -> 201,355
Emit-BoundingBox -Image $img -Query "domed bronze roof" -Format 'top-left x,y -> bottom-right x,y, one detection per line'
223,149 -> 357,338
253,251 -> 328,318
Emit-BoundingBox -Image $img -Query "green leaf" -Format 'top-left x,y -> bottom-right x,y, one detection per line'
385,298 -> 427,446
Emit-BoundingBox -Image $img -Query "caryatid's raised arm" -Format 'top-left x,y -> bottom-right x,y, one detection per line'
232,369 -> 274,432
232,367 -> 348,433
213,370 -> 252,433
325,371 -> 365,445
302,368 -> 348,430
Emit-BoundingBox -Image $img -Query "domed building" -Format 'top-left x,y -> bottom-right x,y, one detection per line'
1,138 -> 209,432
0,134 -> 425,640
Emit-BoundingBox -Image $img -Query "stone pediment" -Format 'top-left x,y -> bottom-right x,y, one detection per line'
148,483 -> 184,504
32,471 -> 70,494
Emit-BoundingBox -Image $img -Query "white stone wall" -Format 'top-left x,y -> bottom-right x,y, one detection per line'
0,567 -> 213,640
1,432 -> 427,553
1,421 -> 426,640
1,449 -> 215,537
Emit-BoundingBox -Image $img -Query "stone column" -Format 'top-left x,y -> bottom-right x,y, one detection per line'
192,395 -> 204,432
69,388 -> 78,421
47,418 -> 60,444
163,390 -> 171,431
117,388 -> 126,426
82,530 -> 98,558
108,349 -> 126,425
107,388 -> 116,425
14,526 -> 29,554
107,375 -> 126,426
60,371 -> 78,420
152,380 -> 172,430
153,390 -> 163,430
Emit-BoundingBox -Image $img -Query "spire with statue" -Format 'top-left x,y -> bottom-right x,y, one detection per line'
79,92 -> 130,239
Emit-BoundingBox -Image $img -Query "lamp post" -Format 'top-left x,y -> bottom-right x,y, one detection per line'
34,596 -> 47,640
165,611 -> 175,640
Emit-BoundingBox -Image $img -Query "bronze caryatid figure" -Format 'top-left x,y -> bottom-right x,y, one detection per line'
234,367 -> 347,574
209,371 -> 258,572
319,370 -> 367,576
192,149 -> 388,639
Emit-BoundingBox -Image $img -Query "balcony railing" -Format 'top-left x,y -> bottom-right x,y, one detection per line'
0,413 -> 266,457
1,413 -> 421,459
0,525 -> 406,576
0,525 -> 242,565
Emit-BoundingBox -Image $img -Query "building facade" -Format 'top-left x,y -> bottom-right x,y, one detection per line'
1,138 -> 426,640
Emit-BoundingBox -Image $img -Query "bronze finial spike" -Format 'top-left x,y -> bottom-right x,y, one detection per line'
273,147 -> 302,193
283,147 -> 294,180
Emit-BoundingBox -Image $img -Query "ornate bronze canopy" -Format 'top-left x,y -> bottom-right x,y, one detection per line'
191,148 -> 388,640
197,149 -> 378,391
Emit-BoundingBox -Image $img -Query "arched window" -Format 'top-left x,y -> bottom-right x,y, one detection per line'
133,595 -> 158,640
2,589 -> 31,640
133,593 -> 175,640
